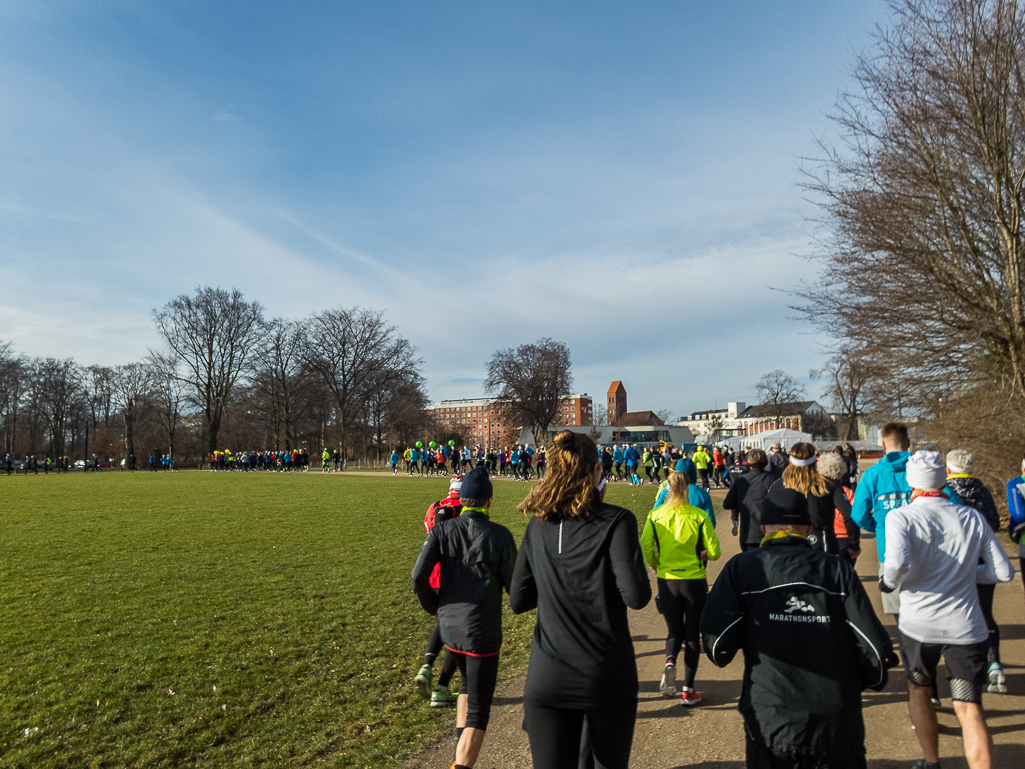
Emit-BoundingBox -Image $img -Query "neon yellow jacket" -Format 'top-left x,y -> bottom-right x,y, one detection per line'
641,502 -> 721,580
692,449 -> 712,470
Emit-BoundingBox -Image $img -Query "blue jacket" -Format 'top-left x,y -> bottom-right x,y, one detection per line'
613,448 -> 624,463
1006,476 -> 1025,556
674,458 -> 698,485
624,447 -> 640,465
851,452 -> 911,560
654,482 -> 716,528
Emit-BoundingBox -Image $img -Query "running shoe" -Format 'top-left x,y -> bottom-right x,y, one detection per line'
430,685 -> 457,707
659,662 -> 677,698
930,697 -> 942,711
988,662 -> 1008,694
679,689 -> 702,707
413,664 -> 432,700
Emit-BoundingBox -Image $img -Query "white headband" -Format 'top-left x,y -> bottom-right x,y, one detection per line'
789,455 -> 816,467
946,463 -> 966,475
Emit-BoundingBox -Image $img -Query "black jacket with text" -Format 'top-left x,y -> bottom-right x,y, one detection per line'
700,537 -> 895,759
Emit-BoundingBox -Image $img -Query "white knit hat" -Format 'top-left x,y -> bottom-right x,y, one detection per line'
906,450 -> 946,490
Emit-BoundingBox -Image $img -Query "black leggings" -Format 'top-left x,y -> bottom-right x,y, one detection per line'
523,698 -> 636,769
449,650 -> 499,730
977,582 -> 1000,664
658,578 -> 708,689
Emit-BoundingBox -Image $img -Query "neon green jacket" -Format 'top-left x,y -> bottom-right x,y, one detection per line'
692,450 -> 712,470
641,502 -> 721,580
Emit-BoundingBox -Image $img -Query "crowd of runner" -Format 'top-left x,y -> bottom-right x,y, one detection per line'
409,424 -> 1022,769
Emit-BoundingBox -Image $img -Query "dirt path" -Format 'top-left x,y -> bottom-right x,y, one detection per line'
408,495 -> 1025,769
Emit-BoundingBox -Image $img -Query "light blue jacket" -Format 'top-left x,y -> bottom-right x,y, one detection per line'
851,452 -> 911,560
654,482 -> 716,528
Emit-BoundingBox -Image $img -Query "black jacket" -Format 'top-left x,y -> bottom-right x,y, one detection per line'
723,467 -> 776,544
509,503 -> 651,708
700,537 -> 895,758
411,510 -> 517,655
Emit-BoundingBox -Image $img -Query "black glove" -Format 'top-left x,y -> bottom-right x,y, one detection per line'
731,519 -> 739,537
878,576 -> 896,594
1011,521 -> 1025,544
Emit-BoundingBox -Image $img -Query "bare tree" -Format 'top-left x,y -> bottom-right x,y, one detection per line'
0,341 -> 28,455
590,403 -> 609,427
153,286 -> 266,456
251,318 -> 312,450
798,0 -> 1025,408
811,345 -> 882,440
147,352 -> 186,463
707,413 -> 726,441
755,370 -> 807,429
655,408 -> 674,426
112,363 -> 152,466
34,358 -> 82,457
303,307 -> 421,459
484,338 -> 572,445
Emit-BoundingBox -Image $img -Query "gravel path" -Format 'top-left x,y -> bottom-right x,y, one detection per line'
408,493 -> 1025,769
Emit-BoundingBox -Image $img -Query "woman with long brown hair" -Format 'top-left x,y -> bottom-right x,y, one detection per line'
509,430 -> 651,769
774,441 -> 838,553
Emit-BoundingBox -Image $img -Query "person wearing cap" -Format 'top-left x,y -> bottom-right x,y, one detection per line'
701,487 -> 895,769
413,474 -> 466,706
883,450 -> 1014,769
766,442 -> 788,479
692,445 -> 712,490
412,467 -> 515,769
944,450 -> 1005,694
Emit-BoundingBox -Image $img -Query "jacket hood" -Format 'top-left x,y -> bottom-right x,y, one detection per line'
877,451 -> 910,473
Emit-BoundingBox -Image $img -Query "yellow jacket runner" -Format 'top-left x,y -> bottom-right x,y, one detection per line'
641,502 -> 721,580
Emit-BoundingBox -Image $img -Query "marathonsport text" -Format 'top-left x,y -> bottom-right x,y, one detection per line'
769,613 -> 830,623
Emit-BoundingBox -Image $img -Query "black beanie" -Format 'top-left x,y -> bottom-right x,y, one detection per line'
760,487 -> 811,526
460,466 -> 493,500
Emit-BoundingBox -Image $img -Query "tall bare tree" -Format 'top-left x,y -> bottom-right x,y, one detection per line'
112,363 -> 152,465
485,338 -> 572,445
798,0 -> 1025,407
755,370 -> 807,429
153,286 -> 266,456
302,307 -> 421,458
251,318 -> 312,450
147,352 -> 187,462
0,341 -> 28,455
34,358 -> 82,457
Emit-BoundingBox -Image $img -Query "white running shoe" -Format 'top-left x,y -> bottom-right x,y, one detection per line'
988,662 -> 1008,694
659,662 -> 677,697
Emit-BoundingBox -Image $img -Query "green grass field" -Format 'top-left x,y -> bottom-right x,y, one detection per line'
0,470 -> 660,768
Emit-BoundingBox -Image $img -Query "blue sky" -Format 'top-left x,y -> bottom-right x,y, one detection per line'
0,1 -> 889,418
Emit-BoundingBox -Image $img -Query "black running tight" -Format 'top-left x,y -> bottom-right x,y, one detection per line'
977,582 -> 1000,664
523,698 -> 636,769
658,578 -> 707,689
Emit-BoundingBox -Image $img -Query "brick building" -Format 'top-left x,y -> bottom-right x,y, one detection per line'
426,394 -> 593,446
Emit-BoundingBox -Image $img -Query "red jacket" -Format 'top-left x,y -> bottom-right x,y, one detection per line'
425,495 -> 462,588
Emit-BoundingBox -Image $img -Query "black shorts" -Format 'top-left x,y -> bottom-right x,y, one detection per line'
899,633 -> 987,703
